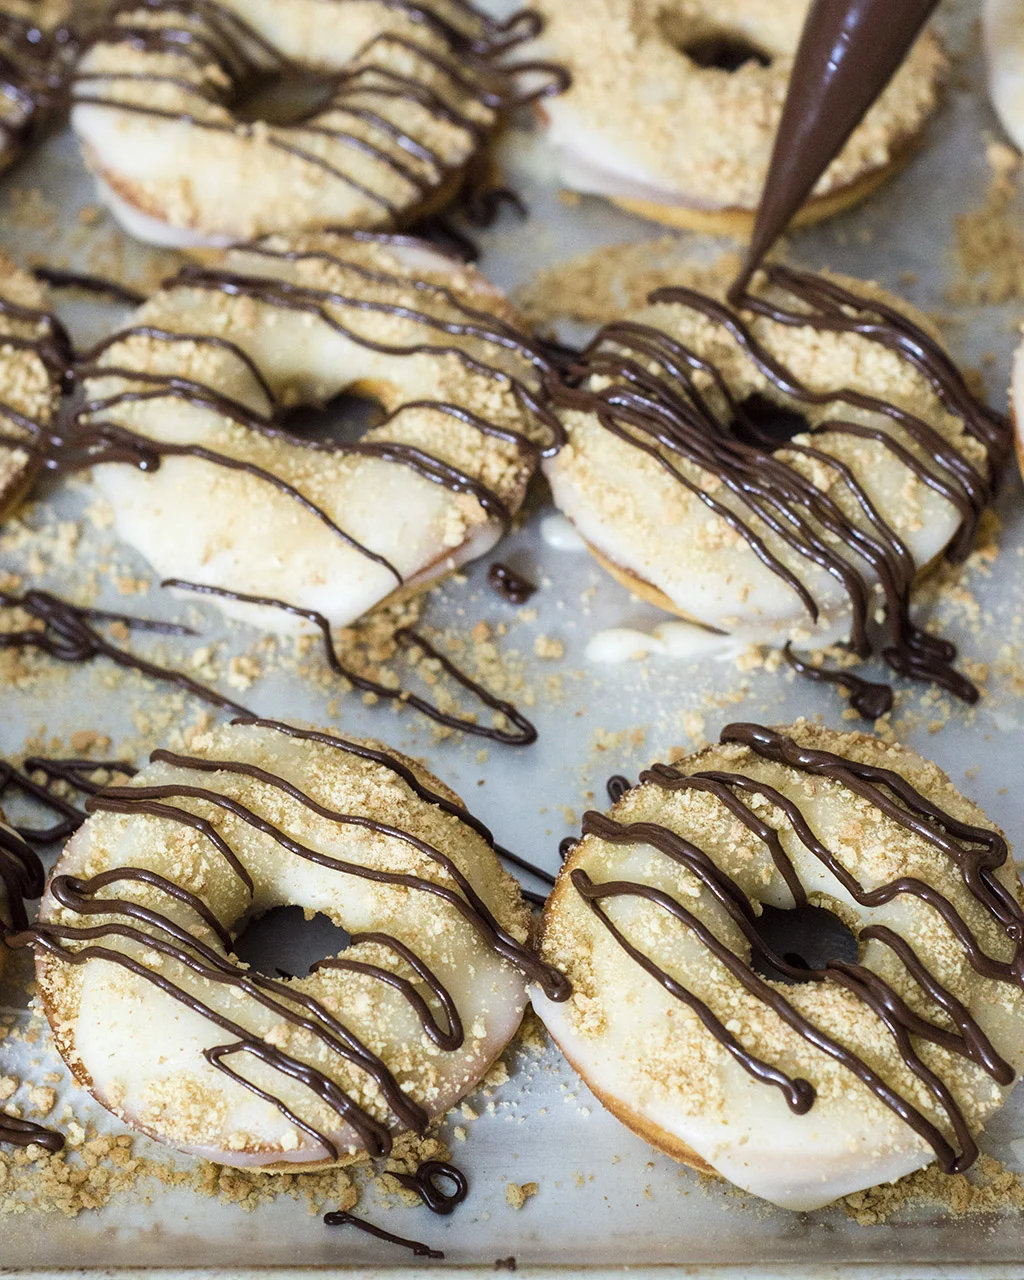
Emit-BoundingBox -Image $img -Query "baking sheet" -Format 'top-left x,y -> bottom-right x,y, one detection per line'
4,0 -> 1024,1274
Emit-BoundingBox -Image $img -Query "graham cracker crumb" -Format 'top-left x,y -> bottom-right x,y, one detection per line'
505,1180 -> 538,1210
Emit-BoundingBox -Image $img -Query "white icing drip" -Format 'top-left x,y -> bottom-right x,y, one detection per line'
585,622 -> 751,665
540,514 -> 587,551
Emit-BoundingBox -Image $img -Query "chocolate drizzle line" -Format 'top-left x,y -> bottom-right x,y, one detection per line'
0,809 -> 43,931
782,643 -> 893,721
487,562 -> 535,604
551,265 -> 1011,704
0,756 -> 137,846
0,587 -> 252,717
0,1114 -> 65,1153
0,777 -> 73,1154
163,577 -> 538,746
31,267 -> 147,307
0,287 -> 73,499
567,723 -> 1024,1172
392,1159 -> 469,1214
605,775 -> 630,805
323,1210 -> 442,1259
72,0 -> 566,231
9,717 -> 568,1160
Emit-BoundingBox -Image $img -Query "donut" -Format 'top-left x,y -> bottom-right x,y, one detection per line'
0,253 -> 66,522
530,0 -> 944,234
984,0 -> 1024,152
72,230 -> 555,635
0,1 -> 72,177
543,264 -> 1011,699
18,717 -> 569,1168
534,720 -> 1024,1211
69,0 -> 553,248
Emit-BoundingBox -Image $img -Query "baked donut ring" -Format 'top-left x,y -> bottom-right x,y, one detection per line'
0,1 -> 72,177
535,721 -> 1024,1211
21,717 -> 569,1168
544,265 -> 1010,697
70,0 -> 550,248
0,254 -> 66,522
74,230 -> 554,635
531,0 -> 944,234
984,0 -> 1024,152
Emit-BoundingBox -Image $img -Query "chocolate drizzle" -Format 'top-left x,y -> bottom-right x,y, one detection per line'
323,1209 -> 443,1259
31,267 -> 147,307
392,1159 -> 468,1214
0,286 -> 73,506
0,587 -> 251,716
72,0 -> 566,232
550,265 -> 1010,704
9,716 -> 569,1162
0,1114 -> 65,1153
782,643 -> 893,721
566,723 -> 1024,1173
163,577 -> 538,746
605,775 -> 630,804
487,562 -> 535,604
0,755 -> 137,847
0,772 -> 74,1155
0,809 -> 43,932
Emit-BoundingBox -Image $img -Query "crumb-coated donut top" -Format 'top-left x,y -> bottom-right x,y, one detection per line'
535,0 -> 944,211
544,265 -> 1010,698
26,718 -> 569,1163
0,254 -> 66,517
70,0 -> 556,237
541,722 -> 1024,1182
69,231 -> 558,632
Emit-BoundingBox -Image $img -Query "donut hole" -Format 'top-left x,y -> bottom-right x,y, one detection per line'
664,20 -> 772,73
277,389 -> 387,444
731,393 -> 809,450
232,904 -> 351,979
748,902 -> 859,985
234,69 -> 340,128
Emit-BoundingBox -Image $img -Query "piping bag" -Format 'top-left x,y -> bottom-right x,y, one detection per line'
732,0 -> 941,297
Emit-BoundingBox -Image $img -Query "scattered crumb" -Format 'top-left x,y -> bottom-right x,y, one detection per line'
505,1181 -> 538,1210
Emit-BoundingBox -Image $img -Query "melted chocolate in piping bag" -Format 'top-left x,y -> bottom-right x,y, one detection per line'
734,0 -> 940,292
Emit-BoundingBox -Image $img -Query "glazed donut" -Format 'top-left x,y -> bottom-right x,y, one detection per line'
535,720 -> 1024,1211
984,0 -> 1024,152
70,0 -> 549,248
544,264 -> 1011,698
73,230 -> 553,635
0,1 -> 72,177
531,0 -> 944,235
0,253 -> 65,522
20,717 -> 569,1168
